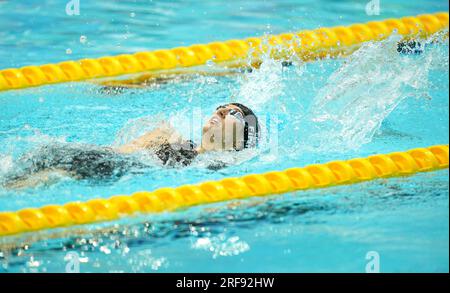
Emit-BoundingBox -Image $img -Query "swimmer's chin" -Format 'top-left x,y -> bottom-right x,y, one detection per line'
196,146 -> 207,154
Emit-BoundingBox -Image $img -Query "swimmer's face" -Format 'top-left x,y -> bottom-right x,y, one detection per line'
201,104 -> 245,151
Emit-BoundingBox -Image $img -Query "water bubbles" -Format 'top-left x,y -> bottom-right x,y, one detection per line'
191,234 -> 250,258
66,48 -> 72,55
27,256 -> 40,268
127,249 -> 167,271
80,35 -> 87,44
130,12 -> 136,18
150,258 -> 165,270
194,237 -> 211,247
100,246 -> 111,255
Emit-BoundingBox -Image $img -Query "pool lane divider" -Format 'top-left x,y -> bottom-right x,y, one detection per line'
0,12 -> 448,92
0,145 -> 448,237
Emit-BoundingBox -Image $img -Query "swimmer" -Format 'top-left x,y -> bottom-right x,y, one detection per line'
3,103 -> 260,189
99,68 -> 255,94
98,60 -> 294,93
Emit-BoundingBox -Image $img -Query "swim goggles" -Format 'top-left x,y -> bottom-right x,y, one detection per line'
216,105 -> 258,149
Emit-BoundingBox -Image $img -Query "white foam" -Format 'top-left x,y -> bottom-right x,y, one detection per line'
298,33 -> 449,152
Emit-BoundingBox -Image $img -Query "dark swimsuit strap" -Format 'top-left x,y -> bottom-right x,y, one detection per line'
155,140 -> 198,167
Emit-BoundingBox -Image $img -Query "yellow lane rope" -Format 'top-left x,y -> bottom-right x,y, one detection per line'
0,145 -> 448,237
0,12 -> 448,92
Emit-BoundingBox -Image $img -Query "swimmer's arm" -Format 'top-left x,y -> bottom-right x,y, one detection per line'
98,63 -> 259,90
115,124 -> 183,154
4,169 -> 73,190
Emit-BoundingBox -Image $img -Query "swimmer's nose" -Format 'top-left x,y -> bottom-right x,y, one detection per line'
216,108 -> 229,119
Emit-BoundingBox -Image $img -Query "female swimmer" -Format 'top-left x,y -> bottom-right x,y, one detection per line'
3,103 -> 259,189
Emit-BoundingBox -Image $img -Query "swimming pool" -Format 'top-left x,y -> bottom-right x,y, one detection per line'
0,0 -> 448,273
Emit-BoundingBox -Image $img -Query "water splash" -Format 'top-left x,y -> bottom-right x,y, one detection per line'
0,155 -> 13,177
236,57 -> 284,110
113,114 -> 165,146
0,127 -> 67,161
234,36 -> 303,112
295,33 -> 449,152
0,131 -> 68,186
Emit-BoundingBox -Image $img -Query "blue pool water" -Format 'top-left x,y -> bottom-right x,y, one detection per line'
0,0 -> 449,272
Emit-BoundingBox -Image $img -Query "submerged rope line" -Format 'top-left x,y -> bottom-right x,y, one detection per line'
0,145 -> 448,237
0,12 -> 448,92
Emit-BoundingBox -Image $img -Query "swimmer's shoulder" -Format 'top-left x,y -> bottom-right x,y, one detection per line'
115,123 -> 183,154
